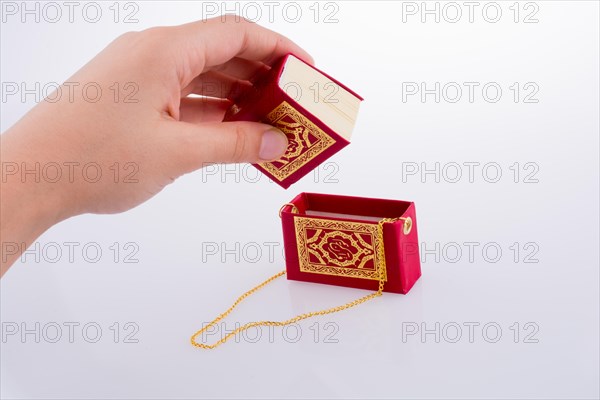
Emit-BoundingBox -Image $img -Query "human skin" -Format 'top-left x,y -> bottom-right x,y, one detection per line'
0,16 -> 314,277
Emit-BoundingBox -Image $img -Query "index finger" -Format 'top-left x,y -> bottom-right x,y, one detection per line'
174,15 -> 314,74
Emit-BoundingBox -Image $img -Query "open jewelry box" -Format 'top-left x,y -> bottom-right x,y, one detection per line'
279,193 -> 421,294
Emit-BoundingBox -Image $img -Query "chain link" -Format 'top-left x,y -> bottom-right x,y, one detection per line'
190,217 -> 403,349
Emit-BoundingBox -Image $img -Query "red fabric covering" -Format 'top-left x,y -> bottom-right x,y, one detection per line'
281,193 -> 421,294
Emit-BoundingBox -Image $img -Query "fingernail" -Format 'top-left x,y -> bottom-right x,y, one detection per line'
259,128 -> 288,161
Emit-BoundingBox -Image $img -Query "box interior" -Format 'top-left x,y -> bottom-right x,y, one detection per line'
291,193 -> 411,221
305,210 -> 381,222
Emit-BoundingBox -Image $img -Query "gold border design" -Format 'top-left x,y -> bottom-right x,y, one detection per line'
294,217 -> 388,282
259,101 -> 336,182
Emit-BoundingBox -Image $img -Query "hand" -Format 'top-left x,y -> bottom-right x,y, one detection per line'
0,16 -> 313,276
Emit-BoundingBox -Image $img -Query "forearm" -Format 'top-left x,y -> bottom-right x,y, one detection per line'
0,123 -> 67,277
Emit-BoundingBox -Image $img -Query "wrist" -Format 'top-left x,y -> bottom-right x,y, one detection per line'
1,129 -> 72,276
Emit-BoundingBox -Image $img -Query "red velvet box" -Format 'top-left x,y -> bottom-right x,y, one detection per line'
280,193 -> 421,294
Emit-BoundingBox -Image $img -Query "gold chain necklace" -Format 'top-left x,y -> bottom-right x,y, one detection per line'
191,217 -> 406,349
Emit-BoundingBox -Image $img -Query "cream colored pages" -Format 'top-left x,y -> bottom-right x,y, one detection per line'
278,55 -> 361,140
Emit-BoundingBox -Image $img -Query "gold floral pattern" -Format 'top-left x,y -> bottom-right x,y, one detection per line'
258,101 -> 336,182
294,217 -> 387,281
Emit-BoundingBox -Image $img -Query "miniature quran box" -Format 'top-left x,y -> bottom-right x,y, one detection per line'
224,54 -> 363,189
279,193 -> 421,294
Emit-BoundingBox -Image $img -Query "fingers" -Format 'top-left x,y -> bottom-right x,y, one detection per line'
161,120 -> 289,174
204,57 -> 270,80
174,16 -> 313,78
179,97 -> 232,123
181,70 -> 251,99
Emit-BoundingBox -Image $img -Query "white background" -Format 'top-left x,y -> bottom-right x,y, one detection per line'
1,1 -> 599,399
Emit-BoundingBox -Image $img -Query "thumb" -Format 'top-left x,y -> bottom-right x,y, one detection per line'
164,120 -> 289,173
